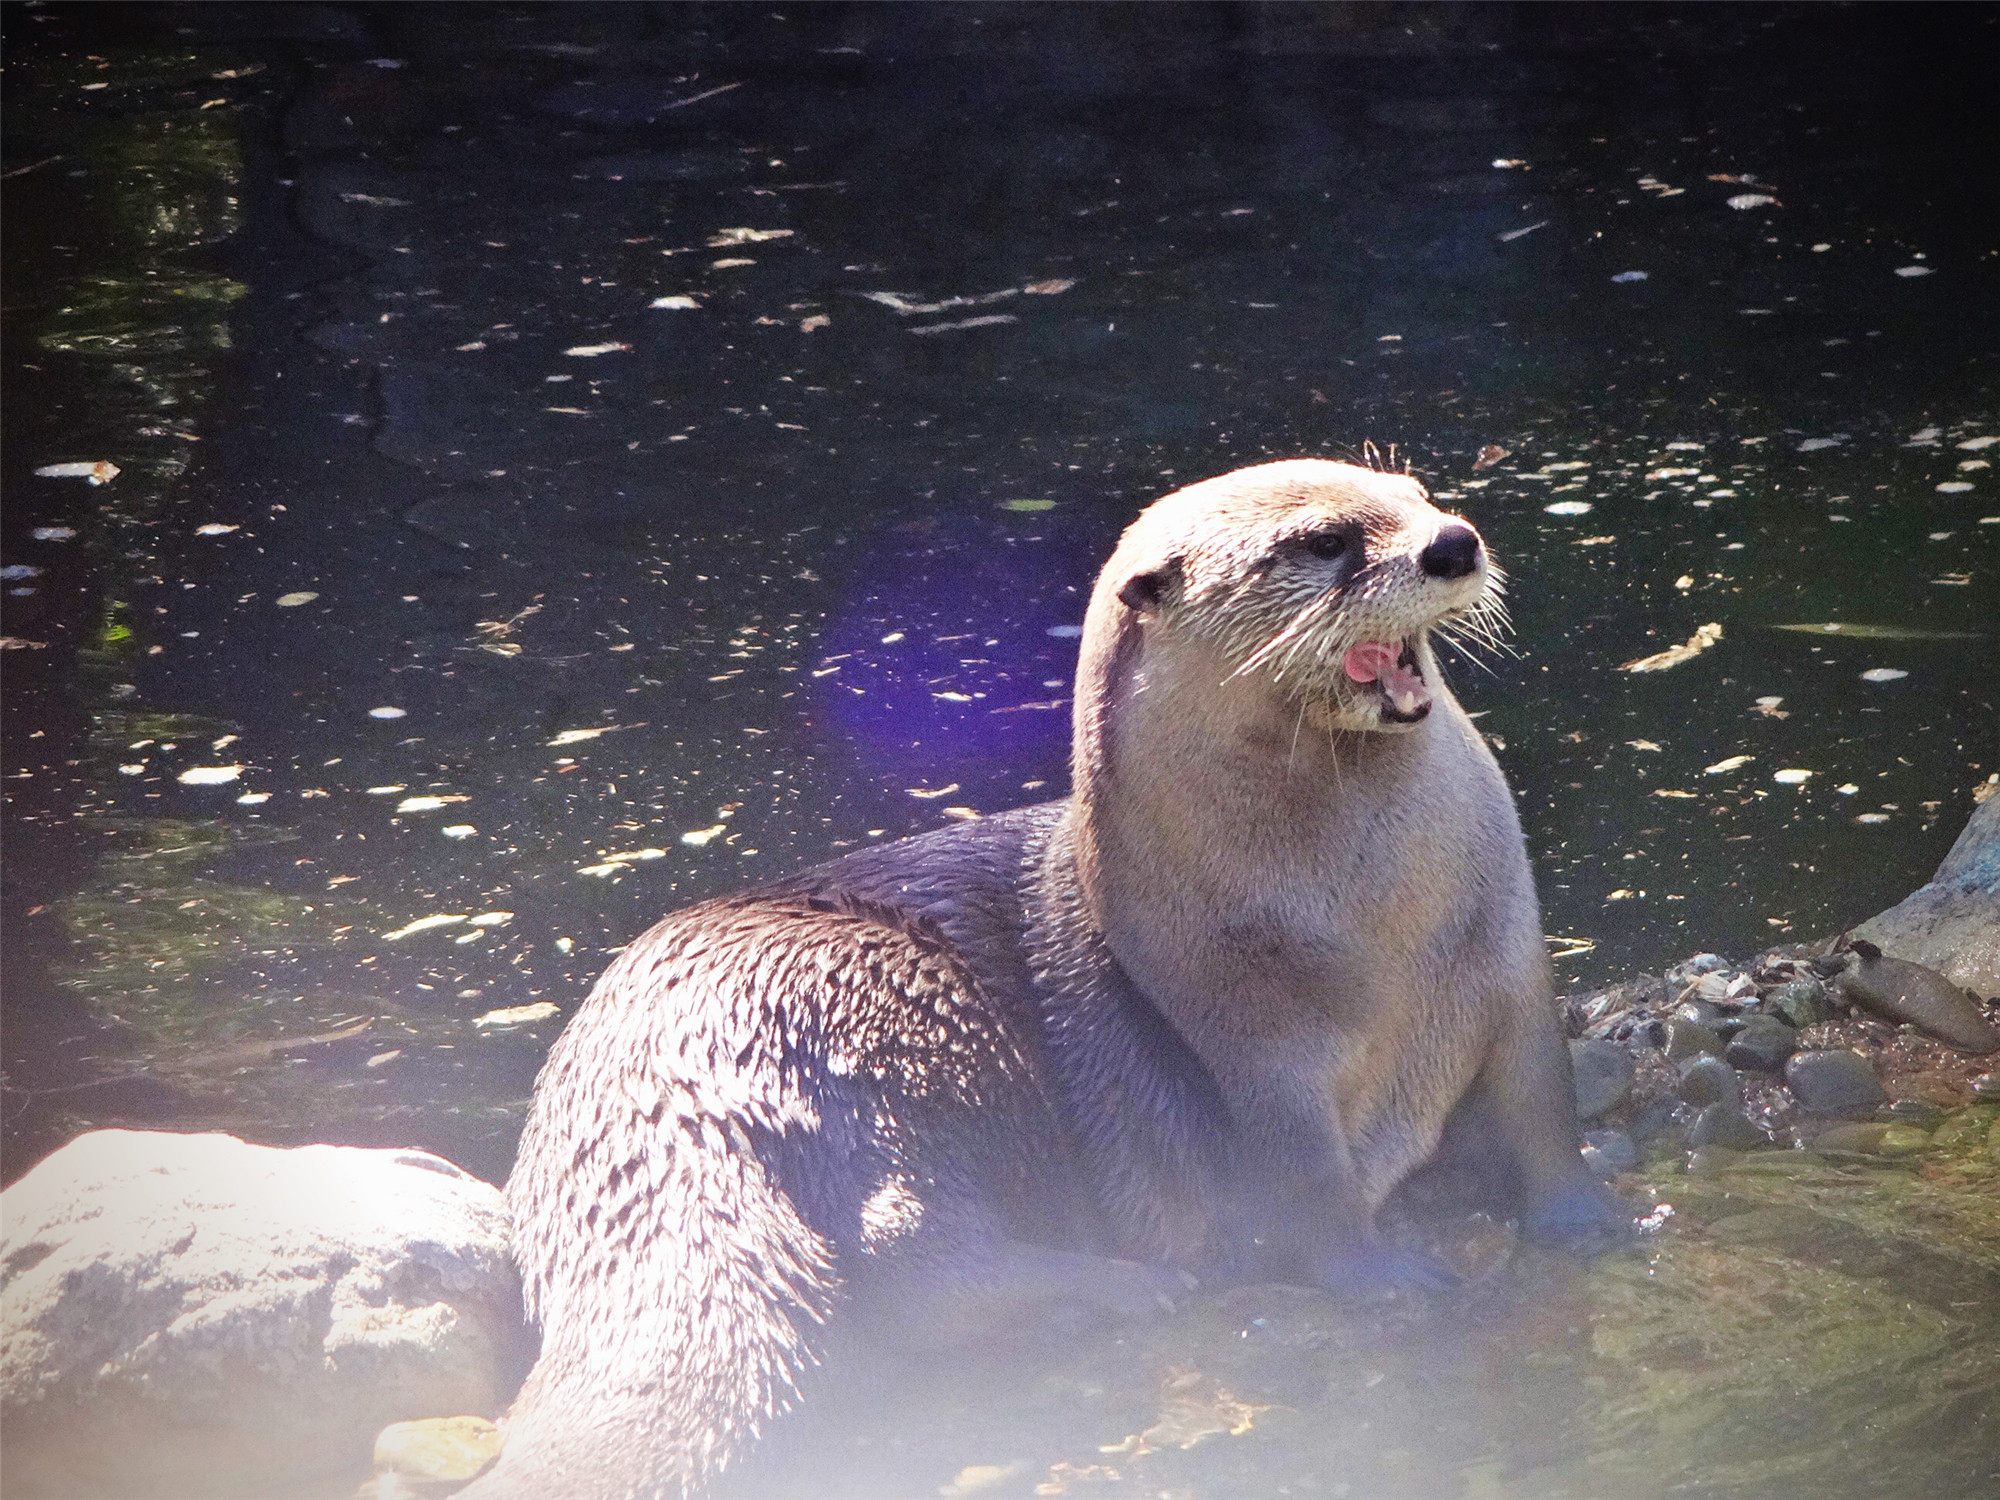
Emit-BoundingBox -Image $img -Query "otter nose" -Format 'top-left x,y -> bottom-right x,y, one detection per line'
1419,524 -> 1482,580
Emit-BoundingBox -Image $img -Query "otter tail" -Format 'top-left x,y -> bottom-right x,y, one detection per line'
459,928 -> 840,1500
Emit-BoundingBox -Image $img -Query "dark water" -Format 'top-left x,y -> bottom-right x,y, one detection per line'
4,5 -> 1997,1497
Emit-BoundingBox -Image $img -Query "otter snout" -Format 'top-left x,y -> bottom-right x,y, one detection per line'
1419,523 -> 1482,580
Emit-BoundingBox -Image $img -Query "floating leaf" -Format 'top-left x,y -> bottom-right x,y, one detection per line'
176,764 -> 242,785
1773,768 -> 1813,785
1545,500 -> 1592,516
1621,622 -> 1722,672
34,461 -> 119,485
1773,622 -> 1979,640
368,706 -> 407,719
907,783 -> 961,800
1001,499 -> 1056,513
382,914 -> 467,940
275,591 -> 319,607
475,1002 -> 560,1029
195,523 -> 240,536
397,794 -> 470,812
563,342 -> 632,357
1860,668 -> 1909,682
680,825 -> 726,847
1704,755 -> 1754,774
650,295 -> 700,309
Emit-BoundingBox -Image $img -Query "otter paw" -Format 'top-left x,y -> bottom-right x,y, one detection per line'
1311,1242 -> 1457,1301
1522,1178 -> 1634,1254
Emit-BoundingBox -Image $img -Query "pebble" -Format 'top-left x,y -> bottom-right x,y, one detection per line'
1765,977 -> 1833,1029
1665,1018 -> 1724,1063
1569,1039 -> 1636,1120
1582,1128 -> 1638,1172
1725,1019 -> 1799,1072
1812,1122 -> 1890,1154
1687,1103 -> 1766,1150
1876,1125 -> 1934,1156
1784,1049 -> 1887,1114
1678,1054 -> 1743,1110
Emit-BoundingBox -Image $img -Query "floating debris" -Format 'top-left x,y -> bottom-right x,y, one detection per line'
470,912 -> 514,927
547,725 -> 627,746
1773,768 -> 1813,785
0,565 -> 43,580
34,461 -> 119,485
940,807 -> 981,821
397,795 -> 470,812
1797,436 -> 1846,452
1959,435 -> 1998,451
907,783 -> 961,800
382,914 -> 467,940
1751,696 -> 1789,718
1704,755 -> 1754,774
236,791 -> 271,805
800,314 -> 829,333
475,1002 -> 560,1030
1936,481 -> 1974,493
368,706 -> 407,719
1893,265 -> 1935,277
176,765 -> 242,785
1493,158 -> 1528,169
932,690 -> 975,702
275,592 -> 319,607
1001,498 -> 1056,512
678,826 -> 726,848
1545,500 -> 1593,516
563,342 -> 632,357
1773,622 -> 1980,640
1472,444 -> 1510,470
707,227 -> 795,247
1611,270 -> 1649,283
1046,624 -> 1082,638
1859,667 -> 1909,683
194,523 -> 240,536
909,314 -> 1018,336
1652,789 -> 1696,800
1496,221 -> 1548,243
441,825 -> 477,839
1621,622 -> 1722,672
1726,193 -> 1778,209
649,295 -> 700,309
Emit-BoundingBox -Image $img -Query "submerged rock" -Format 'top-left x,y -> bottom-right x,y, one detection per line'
1570,1039 -> 1636,1119
1678,1054 -> 1743,1110
1688,1104 -> 1766,1151
0,1130 -> 523,1500
1785,1049 -> 1888,1114
1725,1020 -> 1799,1072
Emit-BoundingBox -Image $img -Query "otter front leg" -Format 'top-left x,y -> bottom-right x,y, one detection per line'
1468,1006 -> 1632,1249
1231,1083 -> 1452,1295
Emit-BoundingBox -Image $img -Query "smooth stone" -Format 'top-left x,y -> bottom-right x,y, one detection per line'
375,1416 -> 502,1484
1674,999 -> 1721,1027
1877,1125 -> 1935,1156
1582,1128 -> 1638,1172
1569,1040 -> 1636,1120
1677,1054 -> 1743,1110
1665,1018 -> 1724,1063
1766,977 -> 1834,1029
1725,1020 -> 1799,1072
1812,1122 -> 1891,1154
1838,943 -> 2000,1053
1784,1049 -> 1888,1114
1687,1104 -> 1766,1150
1851,792 -> 2000,998
1881,1097 -> 1943,1126
1687,1145 -> 1744,1175
1970,1072 -> 2000,1100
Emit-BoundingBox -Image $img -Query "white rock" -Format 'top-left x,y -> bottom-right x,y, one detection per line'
0,1130 -> 522,1500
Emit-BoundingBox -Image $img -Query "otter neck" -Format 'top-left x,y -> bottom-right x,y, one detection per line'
1067,623 -> 1435,940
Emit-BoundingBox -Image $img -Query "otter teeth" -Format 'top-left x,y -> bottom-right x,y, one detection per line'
1341,638 -> 1432,719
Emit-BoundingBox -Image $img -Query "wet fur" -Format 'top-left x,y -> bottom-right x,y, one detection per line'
466,459 -> 1619,1498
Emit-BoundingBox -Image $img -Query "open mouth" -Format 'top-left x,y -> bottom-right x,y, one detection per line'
1340,636 -> 1432,722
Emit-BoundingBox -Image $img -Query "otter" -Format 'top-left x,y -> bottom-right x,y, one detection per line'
462,458 -> 1625,1499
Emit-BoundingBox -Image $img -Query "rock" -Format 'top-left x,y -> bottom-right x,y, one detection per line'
1877,1125 -> 1935,1156
1930,1112 -> 1988,1151
1673,999 -> 1721,1027
1784,1049 -> 1888,1114
1665,1017 -> 1724,1063
1812,1122 -> 1891,1154
1881,1098 -> 1943,1126
1972,1072 -> 2000,1101
1836,942 -> 1999,1053
1765,977 -> 1833,1029
1665,953 -> 1730,989
1677,1054 -> 1743,1111
1627,1095 -> 1685,1145
1724,1020 -> 1799,1072
1569,1040 -> 1636,1120
1687,1145 -> 1743,1175
1582,1129 -> 1638,1172
1725,1151 -> 1827,1175
1852,791 -> 2000,998
0,1130 -> 523,1500
375,1414 -> 503,1486
1687,1104 -> 1766,1150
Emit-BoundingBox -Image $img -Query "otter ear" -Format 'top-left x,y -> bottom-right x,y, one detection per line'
1116,557 -> 1179,612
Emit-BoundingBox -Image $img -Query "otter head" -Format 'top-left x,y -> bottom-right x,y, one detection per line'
1085,457 -> 1503,739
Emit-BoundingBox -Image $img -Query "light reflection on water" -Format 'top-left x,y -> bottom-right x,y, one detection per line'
2,8 -> 1996,1498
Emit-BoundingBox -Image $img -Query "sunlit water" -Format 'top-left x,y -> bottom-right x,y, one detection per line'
4,7 -> 1996,1497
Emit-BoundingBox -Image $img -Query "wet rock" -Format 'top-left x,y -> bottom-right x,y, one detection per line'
1836,941 -> 1999,1053
1881,1097 -> 1943,1126
1582,1129 -> 1638,1173
374,1415 -> 502,1488
0,1130 -> 522,1500
1725,1150 -> 1827,1175
1784,1049 -> 1888,1114
1813,1122 -> 1891,1154
1724,1020 -> 1799,1072
1570,1040 -> 1636,1119
1627,1094 -> 1685,1145
1674,998 -> 1721,1027
1852,791 -> 2000,997
1665,1017 -> 1724,1063
1687,1145 -> 1743,1175
1877,1125 -> 1935,1156
1687,1104 -> 1766,1150
1766,977 -> 1833,1029
1678,1054 -> 1743,1110
1972,1072 -> 2000,1100
1931,1111 -> 1991,1151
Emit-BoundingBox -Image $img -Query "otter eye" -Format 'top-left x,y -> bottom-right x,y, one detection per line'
1300,531 -> 1348,560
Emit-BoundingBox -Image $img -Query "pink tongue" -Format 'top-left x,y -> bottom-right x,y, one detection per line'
1341,640 -> 1400,683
